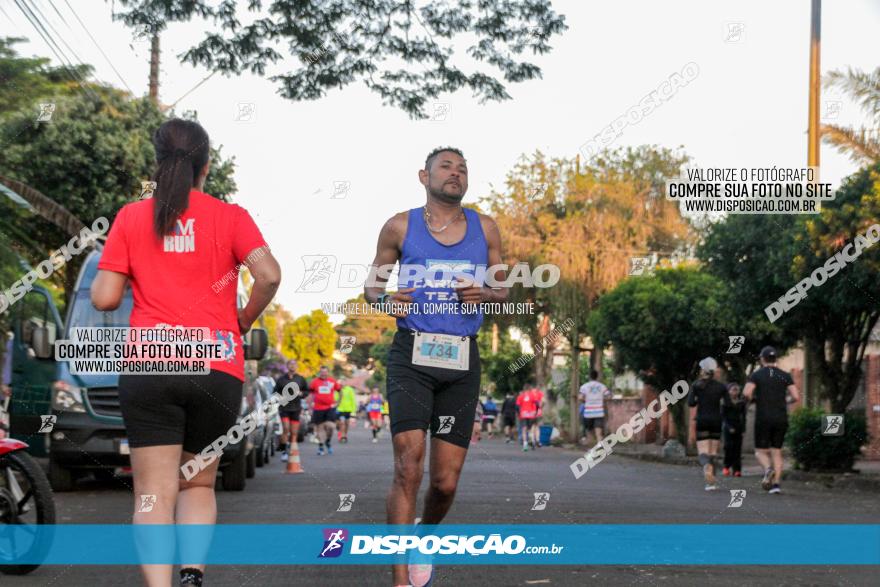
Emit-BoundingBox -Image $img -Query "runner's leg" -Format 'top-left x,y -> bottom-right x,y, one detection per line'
177,450 -> 223,574
388,430 -> 427,586
130,445 -> 182,587
421,437 -> 468,524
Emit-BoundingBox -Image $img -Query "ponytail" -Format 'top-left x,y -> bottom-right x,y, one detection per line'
151,119 -> 210,239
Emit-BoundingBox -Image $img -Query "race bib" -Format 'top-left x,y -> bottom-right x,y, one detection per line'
411,332 -> 469,371
319,385 -> 331,395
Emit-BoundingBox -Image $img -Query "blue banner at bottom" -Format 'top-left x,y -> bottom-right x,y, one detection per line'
1,524 -> 878,565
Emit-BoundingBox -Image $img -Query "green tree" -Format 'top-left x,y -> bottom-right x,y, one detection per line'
111,0 -> 567,119
699,164 -> 880,412
281,309 -> 337,376
482,146 -> 694,438
477,326 -> 531,398
0,37 -> 87,114
588,267 -> 741,445
336,293 -> 396,367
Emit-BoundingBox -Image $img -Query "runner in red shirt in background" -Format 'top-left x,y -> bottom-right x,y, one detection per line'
531,387 -> 545,448
308,366 -> 342,455
515,388 -> 538,452
91,118 -> 281,587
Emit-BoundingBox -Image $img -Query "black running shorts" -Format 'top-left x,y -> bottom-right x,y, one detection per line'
386,330 -> 481,449
755,420 -> 788,449
118,370 -> 242,455
312,408 -> 337,425
583,417 -> 605,431
696,420 -> 722,441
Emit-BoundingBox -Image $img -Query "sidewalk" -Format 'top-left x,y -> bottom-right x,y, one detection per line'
565,440 -> 880,492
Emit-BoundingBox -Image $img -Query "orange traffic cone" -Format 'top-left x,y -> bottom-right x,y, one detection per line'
285,423 -> 304,474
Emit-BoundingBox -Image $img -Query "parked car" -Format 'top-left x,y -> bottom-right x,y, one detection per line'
7,249 -> 268,491
251,375 -> 281,468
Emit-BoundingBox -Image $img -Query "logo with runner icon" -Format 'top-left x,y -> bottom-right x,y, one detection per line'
531,492 -> 550,511
337,494 -> 356,512
37,414 -> 57,433
821,414 -> 844,436
318,528 -> 348,558
436,416 -> 455,435
727,490 -> 746,508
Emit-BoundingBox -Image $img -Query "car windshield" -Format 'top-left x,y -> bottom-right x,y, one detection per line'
66,290 -> 133,335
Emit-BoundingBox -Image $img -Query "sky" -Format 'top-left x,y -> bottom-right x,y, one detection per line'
2,0 -> 879,319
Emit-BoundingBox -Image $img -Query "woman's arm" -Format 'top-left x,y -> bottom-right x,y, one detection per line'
238,246 -> 281,333
91,270 -> 128,311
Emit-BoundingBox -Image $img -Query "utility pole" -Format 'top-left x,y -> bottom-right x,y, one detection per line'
148,32 -> 160,105
804,0 -> 821,408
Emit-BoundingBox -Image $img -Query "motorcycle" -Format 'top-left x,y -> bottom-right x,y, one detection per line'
0,391 -> 56,575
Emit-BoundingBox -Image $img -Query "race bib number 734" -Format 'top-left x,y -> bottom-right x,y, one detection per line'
411,332 -> 469,371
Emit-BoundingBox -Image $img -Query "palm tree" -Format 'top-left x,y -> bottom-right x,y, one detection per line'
822,67 -> 880,163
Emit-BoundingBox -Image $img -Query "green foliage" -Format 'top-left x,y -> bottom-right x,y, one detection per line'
281,310 -> 337,376
477,327 -> 532,397
0,37 -> 87,114
786,408 -> 868,472
588,267 -> 744,444
699,163 -> 880,410
112,0 -> 567,119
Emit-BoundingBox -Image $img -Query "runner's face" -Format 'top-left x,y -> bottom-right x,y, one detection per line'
287,360 -> 297,373
423,151 -> 468,203
320,367 -> 329,378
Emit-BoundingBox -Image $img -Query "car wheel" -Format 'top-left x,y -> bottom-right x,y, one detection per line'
221,447 -> 247,491
246,446 -> 256,479
255,440 -> 265,467
47,457 -> 75,492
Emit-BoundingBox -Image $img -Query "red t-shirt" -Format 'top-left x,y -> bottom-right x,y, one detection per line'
98,190 -> 267,381
516,391 -> 538,419
309,376 -> 342,411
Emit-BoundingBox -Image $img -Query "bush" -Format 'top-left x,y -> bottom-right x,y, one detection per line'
786,408 -> 868,472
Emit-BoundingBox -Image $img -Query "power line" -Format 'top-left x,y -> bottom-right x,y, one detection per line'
59,0 -> 134,94
13,0 -> 100,102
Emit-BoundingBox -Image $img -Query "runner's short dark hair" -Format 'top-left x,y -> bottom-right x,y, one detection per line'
425,146 -> 465,171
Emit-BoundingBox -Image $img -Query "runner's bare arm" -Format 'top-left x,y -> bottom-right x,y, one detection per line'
91,270 -> 128,311
239,245 -> 281,333
786,384 -> 800,404
456,214 -> 509,304
365,213 -> 414,315
743,381 -> 755,402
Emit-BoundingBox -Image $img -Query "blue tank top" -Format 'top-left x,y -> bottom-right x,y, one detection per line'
397,207 -> 488,337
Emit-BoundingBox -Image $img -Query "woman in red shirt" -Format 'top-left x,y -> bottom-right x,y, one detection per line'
91,119 -> 280,587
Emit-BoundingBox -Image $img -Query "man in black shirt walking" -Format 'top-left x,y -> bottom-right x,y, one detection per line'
743,346 -> 800,494
501,392 -> 517,443
275,359 -> 309,462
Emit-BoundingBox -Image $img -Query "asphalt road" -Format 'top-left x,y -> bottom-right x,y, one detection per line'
7,422 -> 879,586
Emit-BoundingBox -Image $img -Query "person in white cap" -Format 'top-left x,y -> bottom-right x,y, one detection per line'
688,357 -> 730,490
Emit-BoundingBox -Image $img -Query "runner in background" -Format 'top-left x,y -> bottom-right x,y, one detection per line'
482,395 -> 498,439
531,386 -> 545,448
501,392 -> 517,443
275,359 -> 308,462
336,384 -> 357,443
366,388 -> 384,443
722,382 -> 747,477
578,370 -> 611,445
472,400 -> 484,443
516,387 -> 538,451
308,366 -> 342,455
688,357 -> 729,491
743,346 -> 800,495
381,397 -> 390,432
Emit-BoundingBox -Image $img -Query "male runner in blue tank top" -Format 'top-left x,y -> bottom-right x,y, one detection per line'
366,147 -> 509,587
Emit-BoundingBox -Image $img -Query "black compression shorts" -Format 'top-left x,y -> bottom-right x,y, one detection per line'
312,408 -> 337,425
386,330 -> 480,449
755,420 -> 788,449
118,370 -> 242,454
